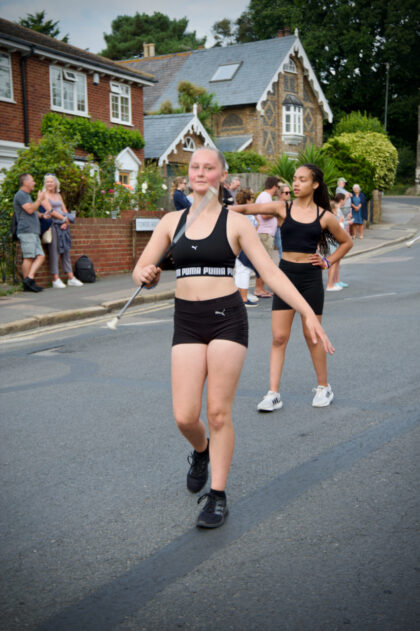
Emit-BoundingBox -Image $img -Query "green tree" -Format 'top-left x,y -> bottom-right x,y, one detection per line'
18,10 -> 69,42
154,82 -> 220,134
101,12 -> 206,59
323,132 -> 398,191
214,0 -> 420,148
333,111 -> 387,137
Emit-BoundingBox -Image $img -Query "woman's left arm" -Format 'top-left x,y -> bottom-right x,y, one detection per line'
309,213 -> 353,269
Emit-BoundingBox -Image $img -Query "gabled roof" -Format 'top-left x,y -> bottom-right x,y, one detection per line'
214,135 -> 253,153
125,36 -> 332,121
0,18 -> 155,86
144,111 -> 215,165
119,52 -> 191,111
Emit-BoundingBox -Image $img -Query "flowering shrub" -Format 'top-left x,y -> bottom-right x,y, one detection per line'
136,164 -> 167,210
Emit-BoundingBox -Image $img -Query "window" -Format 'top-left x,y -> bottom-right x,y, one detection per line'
183,136 -> 196,152
0,52 -> 13,102
50,66 -> 87,115
210,63 -> 241,82
284,58 -> 297,73
110,81 -> 131,124
283,104 -> 303,136
119,171 -> 130,185
221,113 -> 244,130
284,75 -> 296,93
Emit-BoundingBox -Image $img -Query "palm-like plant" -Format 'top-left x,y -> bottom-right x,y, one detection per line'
268,153 -> 296,190
297,145 -> 339,196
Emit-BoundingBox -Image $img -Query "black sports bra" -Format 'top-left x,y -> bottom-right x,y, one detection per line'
171,206 -> 237,278
281,201 -> 327,254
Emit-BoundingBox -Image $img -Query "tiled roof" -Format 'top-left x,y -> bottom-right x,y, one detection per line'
214,135 -> 253,153
144,113 -> 194,159
131,37 -> 296,110
120,52 -> 192,111
0,18 -> 155,85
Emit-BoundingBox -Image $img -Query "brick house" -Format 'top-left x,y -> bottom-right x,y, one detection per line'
0,18 -> 155,184
122,30 -> 332,159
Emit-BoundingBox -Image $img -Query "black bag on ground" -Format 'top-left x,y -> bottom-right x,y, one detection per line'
74,255 -> 96,283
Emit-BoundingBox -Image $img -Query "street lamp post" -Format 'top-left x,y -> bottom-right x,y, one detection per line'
384,62 -> 390,131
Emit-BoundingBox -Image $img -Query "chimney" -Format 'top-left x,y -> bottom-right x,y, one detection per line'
284,26 -> 291,36
277,29 -> 284,38
143,43 -> 155,58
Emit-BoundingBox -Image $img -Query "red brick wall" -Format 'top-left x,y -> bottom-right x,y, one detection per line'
0,51 -> 144,162
16,210 -> 167,286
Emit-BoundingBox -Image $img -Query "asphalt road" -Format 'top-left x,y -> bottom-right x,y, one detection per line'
1,241 -> 419,631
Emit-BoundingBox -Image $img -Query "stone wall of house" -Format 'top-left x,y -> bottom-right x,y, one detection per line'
162,131 -> 208,173
0,51 -> 144,162
213,55 -> 325,159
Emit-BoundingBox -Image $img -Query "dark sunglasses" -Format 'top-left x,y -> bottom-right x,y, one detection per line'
282,190 -> 291,195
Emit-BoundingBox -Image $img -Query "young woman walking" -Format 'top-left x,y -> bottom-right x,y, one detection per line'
133,150 -> 334,529
234,164 -> 353,411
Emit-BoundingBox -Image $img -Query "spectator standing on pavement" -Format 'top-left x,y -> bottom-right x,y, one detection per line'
172,177 -> 192,211
41,174 -> 83,288
234,164 -> 352,411
351,184 -> 364,239
254,176 -> 281,298
233,188 -> 260,307
335,177 -> 352,233
326,197 -> 348,291
230,177 -> 242,201
275,183 -> 292,260
13,173 -> 48,292
132,148 -> 334,529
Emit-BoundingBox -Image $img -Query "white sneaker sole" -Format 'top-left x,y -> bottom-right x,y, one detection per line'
257,400 -> 283,412
312,392 -> 334,407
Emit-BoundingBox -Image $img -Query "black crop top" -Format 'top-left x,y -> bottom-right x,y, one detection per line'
171,206 -> 237,278
281,201 -> 327,254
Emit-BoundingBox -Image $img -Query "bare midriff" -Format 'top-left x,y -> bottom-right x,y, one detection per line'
175,276 -> 237,301
281,251 -> 315,263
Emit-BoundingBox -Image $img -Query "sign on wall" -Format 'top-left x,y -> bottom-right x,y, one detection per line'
135,218 -> 160,232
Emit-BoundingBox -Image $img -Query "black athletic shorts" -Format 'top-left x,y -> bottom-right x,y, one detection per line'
172,291 -> 248,348
272,259 -> 324,315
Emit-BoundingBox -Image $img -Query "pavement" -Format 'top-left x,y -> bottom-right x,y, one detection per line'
1,196 -> 419,337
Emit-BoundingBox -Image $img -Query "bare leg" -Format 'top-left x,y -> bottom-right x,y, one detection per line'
172,344 -> 208,453
301,314 -> 328,386
21,258 -> 33,279
206,340 -> 246,490
326,265 -> 336,289
27,254 -> 45,279
269,310 -> 295,392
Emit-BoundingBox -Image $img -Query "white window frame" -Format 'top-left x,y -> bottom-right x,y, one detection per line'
284,58 -> 297,73
110,81 -> 132,125
282,104 -> 303,136
183,136 -> 196,152
0,51 -> 14,103
49,66 -> 88,116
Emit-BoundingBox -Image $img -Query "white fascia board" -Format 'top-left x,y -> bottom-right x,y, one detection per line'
116,146 -> 142,166
237,136 -> 253,151
256,37 -> 333,123
158,114 -> 216,166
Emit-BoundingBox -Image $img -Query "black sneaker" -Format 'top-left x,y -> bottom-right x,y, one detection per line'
23,277 -> 42,292
186,443 -> 209,493
196,492 -> 229,529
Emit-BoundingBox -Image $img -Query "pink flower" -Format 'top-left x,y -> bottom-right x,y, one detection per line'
101,189 -> 106,194
108,189 -> 114,194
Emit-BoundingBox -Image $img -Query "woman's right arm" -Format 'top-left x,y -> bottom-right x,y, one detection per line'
132,213 -> 174,287
233,200 -> 284,217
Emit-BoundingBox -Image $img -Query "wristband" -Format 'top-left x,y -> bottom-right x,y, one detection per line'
322,257 -> 330,270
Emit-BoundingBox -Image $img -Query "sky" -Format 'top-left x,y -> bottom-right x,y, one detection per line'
0,0 -> 250,53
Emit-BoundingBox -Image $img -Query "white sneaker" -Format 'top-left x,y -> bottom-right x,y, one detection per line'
247,294 -> 259,303
312,384 -> 334,407
67,277 -> 83,287
257,390 -> 283,412
52,278 -> 66,289
326,285 -> 342,292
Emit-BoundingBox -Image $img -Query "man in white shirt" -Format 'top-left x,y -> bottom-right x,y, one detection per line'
254,176 -> 281,297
